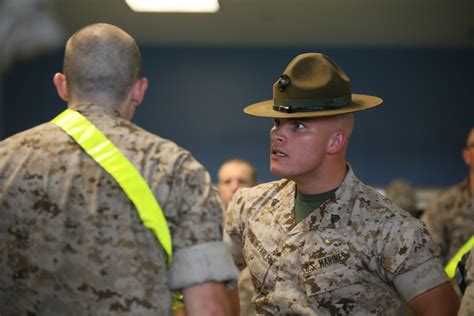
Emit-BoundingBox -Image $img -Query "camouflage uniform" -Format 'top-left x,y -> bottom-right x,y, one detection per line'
459,247 -> 474,316
225,167 -> 448,315
238,267 -> 256,316
421,180 -> 473,265
0,104 -> 238,315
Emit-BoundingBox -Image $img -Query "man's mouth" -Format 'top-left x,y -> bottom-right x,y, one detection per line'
271,149 -> 287,157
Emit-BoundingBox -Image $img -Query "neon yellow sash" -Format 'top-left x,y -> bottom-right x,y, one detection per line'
445,235 -> 474,279
51,109 -> 173,264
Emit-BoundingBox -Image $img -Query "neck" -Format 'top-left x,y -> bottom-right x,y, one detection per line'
295,161 -> 347,194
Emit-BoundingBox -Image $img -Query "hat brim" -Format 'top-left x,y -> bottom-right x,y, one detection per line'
244,94 -> 383,118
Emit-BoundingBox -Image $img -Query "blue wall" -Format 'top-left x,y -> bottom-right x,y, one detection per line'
4,46 -> 473,187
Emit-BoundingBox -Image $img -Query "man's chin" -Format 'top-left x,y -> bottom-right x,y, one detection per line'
270,167 -> 290,179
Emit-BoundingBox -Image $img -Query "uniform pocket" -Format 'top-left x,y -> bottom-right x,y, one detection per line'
301,253 -> 361,296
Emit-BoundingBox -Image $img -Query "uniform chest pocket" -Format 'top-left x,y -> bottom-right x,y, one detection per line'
301,253 -> 362,296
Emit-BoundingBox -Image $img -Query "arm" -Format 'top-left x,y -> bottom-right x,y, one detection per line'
183,281 -> 231,316
167,154 -> 239,315
226,287 -> 240,316
408,281 -> 460,316
381,215 -> 456,315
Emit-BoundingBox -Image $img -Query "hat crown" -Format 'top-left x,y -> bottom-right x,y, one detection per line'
243,52 -> 382,118
273,53 -> 351,102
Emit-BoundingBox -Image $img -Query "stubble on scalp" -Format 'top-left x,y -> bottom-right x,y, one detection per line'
63,23 -> 142,106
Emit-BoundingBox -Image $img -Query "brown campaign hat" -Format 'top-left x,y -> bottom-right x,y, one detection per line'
244,53 -> 383,118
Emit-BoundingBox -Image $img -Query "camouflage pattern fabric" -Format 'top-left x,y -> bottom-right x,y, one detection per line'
421,180 -> 473,265
0,104 -> 238,315
225,167 -> 448,315
459,247 -> 474,316
238,267 -> 256,316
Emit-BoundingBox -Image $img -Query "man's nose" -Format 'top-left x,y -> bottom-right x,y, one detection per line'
230,181 -> 240,192
271,126 -> 285,143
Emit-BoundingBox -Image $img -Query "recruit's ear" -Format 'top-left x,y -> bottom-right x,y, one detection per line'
131,77 -> 148,107
53,73 -> 69,102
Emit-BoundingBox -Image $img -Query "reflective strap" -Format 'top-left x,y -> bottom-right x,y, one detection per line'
445,235 -> 474,279
51,109 -> 173,265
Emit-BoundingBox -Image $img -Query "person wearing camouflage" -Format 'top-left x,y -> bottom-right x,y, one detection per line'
421,128 -> 474,266
459,247 -> 474,316
224,53 -> 460,315
0,23 -> 238,315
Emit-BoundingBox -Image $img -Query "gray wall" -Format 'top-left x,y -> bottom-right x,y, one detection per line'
4,46 -> 473,187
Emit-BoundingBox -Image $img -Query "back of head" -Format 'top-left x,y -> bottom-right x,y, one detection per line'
64,23 -> 141,105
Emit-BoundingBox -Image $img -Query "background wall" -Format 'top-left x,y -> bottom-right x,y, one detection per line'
4,46 -> 473,187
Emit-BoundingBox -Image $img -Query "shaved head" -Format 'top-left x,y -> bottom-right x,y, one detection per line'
63,23 -> 142,105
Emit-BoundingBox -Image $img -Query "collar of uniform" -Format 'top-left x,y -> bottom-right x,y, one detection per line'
289,164 -> 356,234
68,103 -> 122,118
264,179 -> 298,232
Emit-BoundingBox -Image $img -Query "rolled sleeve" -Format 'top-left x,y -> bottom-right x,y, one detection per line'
393,257 -> 449,301
168,241 -> 239,291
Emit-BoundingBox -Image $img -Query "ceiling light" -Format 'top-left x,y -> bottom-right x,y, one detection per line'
125,0 -> 219,13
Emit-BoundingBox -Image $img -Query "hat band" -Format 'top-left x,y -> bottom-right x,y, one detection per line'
273,94 -> 351,113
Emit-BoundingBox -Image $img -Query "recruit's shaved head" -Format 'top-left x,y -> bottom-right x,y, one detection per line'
63,23 -> 142,105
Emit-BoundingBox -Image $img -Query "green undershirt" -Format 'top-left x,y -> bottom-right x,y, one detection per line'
294,188 -> 338,224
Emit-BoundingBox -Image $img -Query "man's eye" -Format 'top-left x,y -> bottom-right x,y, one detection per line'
293,122 -> 305,129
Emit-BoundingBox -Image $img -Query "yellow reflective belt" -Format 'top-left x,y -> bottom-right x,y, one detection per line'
51,109 -> 173,264
445,235 -> 474,279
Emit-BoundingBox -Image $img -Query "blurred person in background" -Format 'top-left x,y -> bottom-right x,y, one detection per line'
421,128 -> 474,266
385,179 -> 421,218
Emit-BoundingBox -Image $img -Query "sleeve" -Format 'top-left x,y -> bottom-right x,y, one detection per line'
379,217 -> 449,300
459,248 -> 474,316
224,188 -> 246,268
165,152 -> 239,290
392,258 -> 449,301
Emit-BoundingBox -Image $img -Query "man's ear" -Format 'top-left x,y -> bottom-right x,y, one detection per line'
53,73 -> 69,102
327,131 -> 346,154
131,77 -> 148,107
